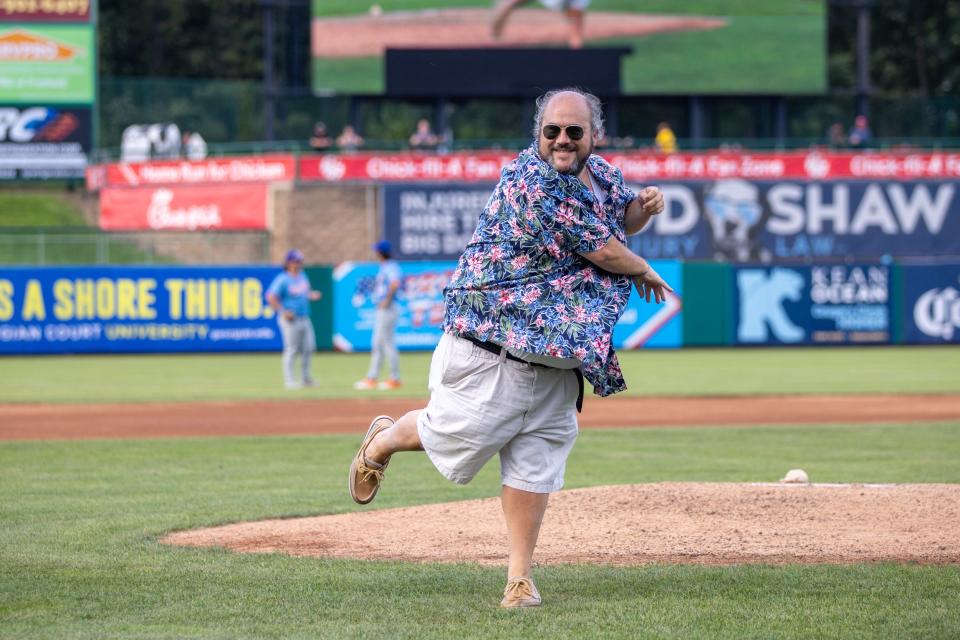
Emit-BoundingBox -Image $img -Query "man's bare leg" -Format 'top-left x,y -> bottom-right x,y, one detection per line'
365,410 -> 423,462
492,0 -> 531,38
565,9 -> 585,49
501,485 -> 550,578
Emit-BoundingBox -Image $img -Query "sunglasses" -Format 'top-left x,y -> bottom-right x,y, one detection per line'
542,124 -> 586,141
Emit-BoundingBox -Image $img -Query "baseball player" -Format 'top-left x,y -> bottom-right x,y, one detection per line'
491,0 -> 591,49
348,88 -> 669,607
266,249 -> 322,389
353,240 -> 403,390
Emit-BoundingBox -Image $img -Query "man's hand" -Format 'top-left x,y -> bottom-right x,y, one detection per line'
632,267 -> 673,304
309,290 -> 322,301
283,309 -> 296,321
639,186 -> 664,216
624,186 -> 665,235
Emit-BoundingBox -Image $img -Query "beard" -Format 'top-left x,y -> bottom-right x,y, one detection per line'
539,139 -> 594,175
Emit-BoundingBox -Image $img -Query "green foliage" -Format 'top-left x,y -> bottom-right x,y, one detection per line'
1,347 -> 958,404
830,0 -> 960,97
0,423 -> 958,638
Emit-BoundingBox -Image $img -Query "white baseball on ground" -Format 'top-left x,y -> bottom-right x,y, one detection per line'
369,4 -> 382,16
781,468 -> 810,484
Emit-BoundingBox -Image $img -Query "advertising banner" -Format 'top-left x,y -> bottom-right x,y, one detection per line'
0,1 -> 91,22
382,182 -> 495,260
299,152 -> 516,183
0,104 -> 90,179
0,266 -> 285,354
614,260 -> 683,349
627,180 -> 959,261
608,151 -> 960,182
99,184 -> 270,231
333,260 -> 681,352
0,25 -> 94,103
901,263 -> 960,344
299,151 -> 960,183
332,261 -> 454,352
733,264 -> 891,346
94,154 -> 297,188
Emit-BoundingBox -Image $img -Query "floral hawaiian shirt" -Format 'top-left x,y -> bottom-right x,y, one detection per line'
443,144 -> 637,397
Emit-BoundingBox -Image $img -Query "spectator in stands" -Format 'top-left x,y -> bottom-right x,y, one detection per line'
182,130 -> 208,160
492,0 -> 590,49
654,121 -> 677,154
827,122 -> 846,149
336,124 -> 365,152
848,115 -> 872,149
409,118 -> 440,151
310,121 -> 333,151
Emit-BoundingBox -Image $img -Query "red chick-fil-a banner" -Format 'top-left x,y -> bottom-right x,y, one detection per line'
299,151 -> 960,182
99,184 -> 269,231
88,154 -> 296,190
298,152 -> 518,182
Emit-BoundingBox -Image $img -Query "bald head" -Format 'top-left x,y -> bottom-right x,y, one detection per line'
534,88 -> 601,177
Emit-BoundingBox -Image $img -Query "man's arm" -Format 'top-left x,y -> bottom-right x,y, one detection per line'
624,186 -> 665,235
580,236 -> 650,276
581,237 -> 673,304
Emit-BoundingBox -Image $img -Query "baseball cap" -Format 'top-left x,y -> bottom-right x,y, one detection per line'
284,248 -> 304,263
373,240 -> 392,255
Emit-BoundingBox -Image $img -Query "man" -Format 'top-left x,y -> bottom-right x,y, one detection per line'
266,249 -> 321,389
353,240 -> 403,390
491,0 -> 590,49
348,88 -> 671,607
848,115 -> 872,149
654,121 -> 677,154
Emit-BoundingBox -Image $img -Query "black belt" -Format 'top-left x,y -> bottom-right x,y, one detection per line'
463,335 -> 585,413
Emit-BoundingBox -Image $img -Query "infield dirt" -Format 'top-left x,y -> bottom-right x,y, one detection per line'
8,393 -> 958,567
164,482 -> 960,566
2,393 -> 959,440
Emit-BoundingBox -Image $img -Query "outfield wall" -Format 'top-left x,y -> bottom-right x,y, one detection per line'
2,261 -> 957,354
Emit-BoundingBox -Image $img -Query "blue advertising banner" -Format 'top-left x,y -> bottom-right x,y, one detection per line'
901,263 -> 960,343
333,261 -> 454,351
0,105 -> 92,180
613,260 -> 683,349
382,183 -> 496,261
333,260 -> 682,352
627,180 -> 959,261
0,266 -> 283,354
733,264 -> 891,345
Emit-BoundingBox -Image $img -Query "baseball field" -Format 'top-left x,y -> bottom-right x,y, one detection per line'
1,346 -> 959,638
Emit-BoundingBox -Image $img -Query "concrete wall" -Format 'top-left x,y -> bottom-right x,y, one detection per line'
271,182 -> 380,265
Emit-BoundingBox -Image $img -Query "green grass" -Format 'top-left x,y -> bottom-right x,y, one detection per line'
1,422 -> 958,638
0,190 -> 87,227
0,190 -> 165,265
1,346 -> 958,404
312,0 -> 825,94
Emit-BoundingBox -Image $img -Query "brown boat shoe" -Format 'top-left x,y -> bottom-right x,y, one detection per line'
500,576 -> 542,608
348,415 -> 394,504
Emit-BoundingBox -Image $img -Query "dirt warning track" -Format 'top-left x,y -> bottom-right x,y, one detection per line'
1,393 -> 958,441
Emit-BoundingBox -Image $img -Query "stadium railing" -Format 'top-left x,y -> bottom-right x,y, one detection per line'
88,136 -> 960,164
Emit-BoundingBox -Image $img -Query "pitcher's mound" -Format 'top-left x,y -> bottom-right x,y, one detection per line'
163,483 -> 960,565
313,9 -> 726,57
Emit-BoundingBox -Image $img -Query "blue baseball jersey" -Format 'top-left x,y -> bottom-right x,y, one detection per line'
372,260 -> 402,306
267,271 -> 313,318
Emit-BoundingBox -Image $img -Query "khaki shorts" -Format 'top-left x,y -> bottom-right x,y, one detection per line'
417,333 -> 580,493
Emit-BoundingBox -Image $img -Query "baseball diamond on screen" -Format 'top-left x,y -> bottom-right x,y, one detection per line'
311,0 -> 826,95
